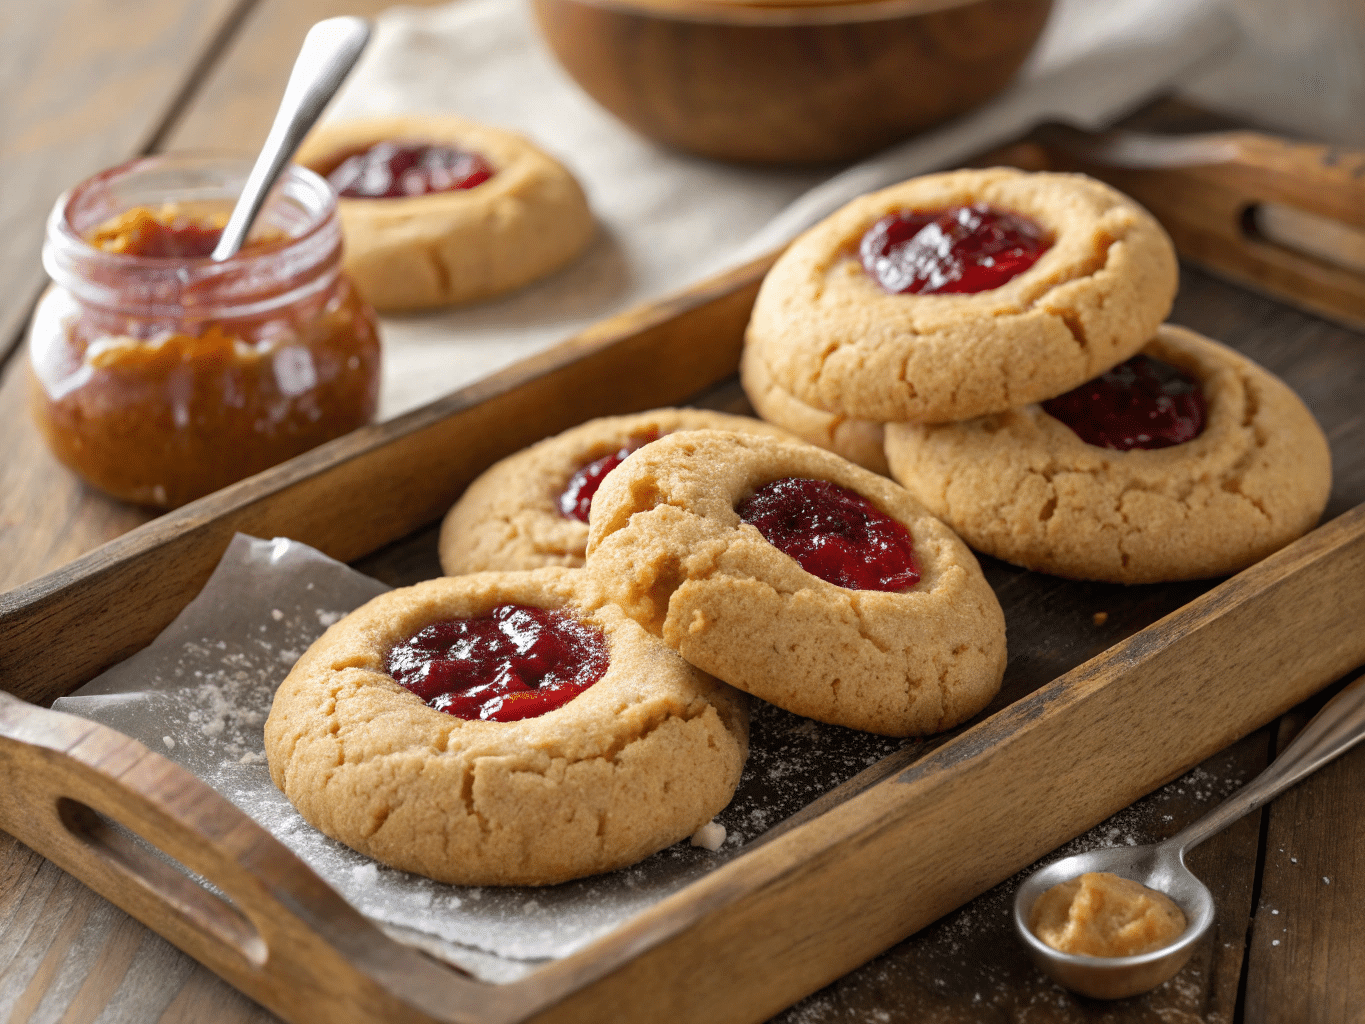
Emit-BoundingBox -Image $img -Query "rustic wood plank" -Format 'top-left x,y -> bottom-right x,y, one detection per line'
0,4 -> 445,1024
1243,671 -> 1365,1024
511,506 -> 1365,1024
161,0 -> 397,153
0,264 -> 1359,1024
0,0 -> 457,599
768,726 -> 1272,1022
0,353 -> 155,594
0,248 -> 771,707
0,0 -> 251,364
1,56 -> 1363,1024
3,506 -> 1363,1024
157,966 -> 281,1024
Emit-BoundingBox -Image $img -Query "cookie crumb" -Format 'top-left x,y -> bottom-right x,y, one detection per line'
162,736 -> 175,750
271,609 -> 284,621
690,821 -> 727,852
1092,611 -> 1108,626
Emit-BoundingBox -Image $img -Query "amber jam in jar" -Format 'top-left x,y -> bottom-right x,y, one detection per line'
28,154 -> 381,508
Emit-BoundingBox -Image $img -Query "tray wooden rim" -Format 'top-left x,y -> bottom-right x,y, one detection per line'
4,124 -> 1365,1021
4,501 -> 1362,1024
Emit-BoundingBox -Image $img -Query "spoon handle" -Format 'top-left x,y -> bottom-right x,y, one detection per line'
211,16 -> 370,262
1171,673 -> 1365,854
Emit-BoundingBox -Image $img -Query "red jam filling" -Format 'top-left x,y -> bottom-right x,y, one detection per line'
325,141 -> 494,199
1042,354 -> 1207,451
558,430 -> 660,523
737,477 -> 919,591
386,605 -> 608,722
859,203 -> 1051,295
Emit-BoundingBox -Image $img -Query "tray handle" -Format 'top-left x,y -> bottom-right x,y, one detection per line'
0,692 -> 514,1024
1017,124 -> 1365,328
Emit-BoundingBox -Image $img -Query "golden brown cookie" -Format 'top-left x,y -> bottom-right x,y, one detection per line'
296,115 -> 594,311
883,324 -> 1333,583
746,168 -> 1178,424
740,340 -> 888,474
264,568 -> 748,886
439,408 -> 796,576
584,431 -> 1006,736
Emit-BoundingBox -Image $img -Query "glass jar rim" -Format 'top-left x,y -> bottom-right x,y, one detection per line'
43,152 -> 342,318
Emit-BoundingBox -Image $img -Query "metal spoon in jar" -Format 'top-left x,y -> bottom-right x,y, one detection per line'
211,16 -> 370,261
1013,673 -> 1365,1000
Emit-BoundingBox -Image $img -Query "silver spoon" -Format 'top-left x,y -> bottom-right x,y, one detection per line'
210,16 -> 370,261
1013,673 -> 1365,1000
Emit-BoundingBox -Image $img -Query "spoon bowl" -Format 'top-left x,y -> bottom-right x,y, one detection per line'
1012,672 -> 1365,1000
1012,844 -> 1214,999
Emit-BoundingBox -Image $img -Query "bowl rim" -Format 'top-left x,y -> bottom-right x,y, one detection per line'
539,0 -> 1034,28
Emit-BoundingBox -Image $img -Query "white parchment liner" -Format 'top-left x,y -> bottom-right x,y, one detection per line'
53,535 -> 908,982
45,0 -> 1247,985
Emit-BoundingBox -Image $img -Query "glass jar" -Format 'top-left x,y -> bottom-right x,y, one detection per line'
28,153 -> 381,509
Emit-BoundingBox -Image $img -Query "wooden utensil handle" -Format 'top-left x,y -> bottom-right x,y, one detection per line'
0,693 -> 507,1024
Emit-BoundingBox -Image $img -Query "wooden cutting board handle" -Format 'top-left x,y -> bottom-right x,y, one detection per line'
0,693 -> 514,1024
993,126 -> 1365,329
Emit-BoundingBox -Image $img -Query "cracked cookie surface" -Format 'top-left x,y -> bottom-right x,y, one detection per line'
263,568 -> 748,886
883,324 -> 1332,583
584,431 -> 1006,736
297,115 -> 593,311
740,340 -> 888,474
439,408 -> 795,575
746,168 -> 1178,423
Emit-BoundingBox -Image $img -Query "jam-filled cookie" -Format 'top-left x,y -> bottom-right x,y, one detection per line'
439,408 -> 796,576
264,568 -> 748,886
740,341 -> 888,475
883,324 -> 1332,583
746,168 -> 1178,424
296,115 -> 594,311
584,431 -> 1006,736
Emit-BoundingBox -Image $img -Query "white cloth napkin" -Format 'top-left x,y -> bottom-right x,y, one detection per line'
327,0 -> 1239,420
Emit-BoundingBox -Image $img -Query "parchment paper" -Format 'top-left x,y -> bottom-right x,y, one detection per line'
53,535 -> 910,982
44,0 -> 1266,986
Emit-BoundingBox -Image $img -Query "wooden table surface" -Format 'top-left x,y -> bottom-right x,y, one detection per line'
1,2 -> 1362,1022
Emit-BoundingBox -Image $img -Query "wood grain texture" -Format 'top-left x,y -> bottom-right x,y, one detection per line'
162,0 -> 406,153
1243,675 -> 1365,1024
511,508 -> 1365,1024
0,4 -> 454,1023
0,353 -> 155,595
769,727 -> 1273,1022
0,0 -> 249,363
1027,130 -> 1365,331
0,252 -> 771,707
3,507 -> 1363,1024
1,33 -> 1363,1019
529,0 -> 1052,163
0,699 -> 519,1024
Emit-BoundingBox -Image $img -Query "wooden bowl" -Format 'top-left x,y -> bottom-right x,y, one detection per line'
531,0 -> 1054,164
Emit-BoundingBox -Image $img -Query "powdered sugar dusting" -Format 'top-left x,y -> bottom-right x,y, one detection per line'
771,739 -> 1254,1022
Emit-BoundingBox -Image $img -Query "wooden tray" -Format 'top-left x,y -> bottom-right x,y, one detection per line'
2,128 -> 1364,1024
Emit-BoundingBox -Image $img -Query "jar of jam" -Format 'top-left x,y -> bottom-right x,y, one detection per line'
28,153 -> 381,509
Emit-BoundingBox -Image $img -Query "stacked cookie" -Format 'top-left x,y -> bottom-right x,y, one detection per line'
743,168 -> 1332,583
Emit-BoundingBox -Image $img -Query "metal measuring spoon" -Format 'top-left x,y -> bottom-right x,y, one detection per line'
211,16 -> 370,261
1013,673 -> 1365,1000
